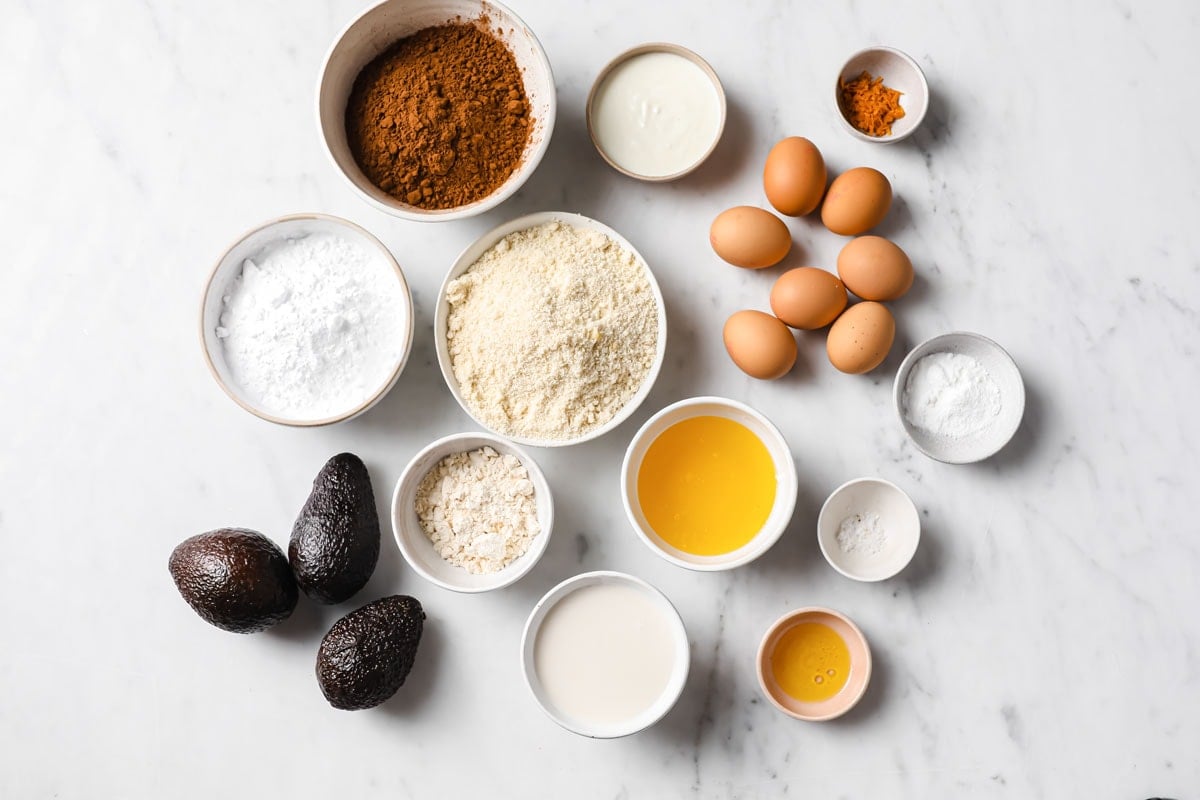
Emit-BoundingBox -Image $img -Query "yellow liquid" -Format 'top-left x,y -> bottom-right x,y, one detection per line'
636,415 -> 776,556
770,622 -> 851,703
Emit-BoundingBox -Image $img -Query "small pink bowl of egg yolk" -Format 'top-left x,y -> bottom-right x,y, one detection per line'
757,607 -> 872,722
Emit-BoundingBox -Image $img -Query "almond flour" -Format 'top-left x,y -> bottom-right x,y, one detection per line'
445,221 -> 659,440
414,446 -> 538,574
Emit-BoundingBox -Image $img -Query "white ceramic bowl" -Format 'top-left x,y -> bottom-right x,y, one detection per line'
520,571 -> 690,738
434,211 -> 668,447
835,46 -> 929,143
586,43 -> 727,181
621,397 -> 798,571
817,478 -> 920,582
391,432 -> 553,593
199,213 -> 414,427
316,0 -> 556,222
893,332 -> 1025,463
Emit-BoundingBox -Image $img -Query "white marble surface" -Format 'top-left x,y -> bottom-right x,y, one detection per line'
2,0 -> 1198,797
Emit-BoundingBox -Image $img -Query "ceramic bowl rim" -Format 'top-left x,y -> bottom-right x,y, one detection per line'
619,395 -> 798,571
314,0 -> 557,222
816,476 -> 921,582
833,45 -> 929,144
390,431 -> 554,593
585,41 -> 727,181
198,212 -> 414,427
892,330 -> 1026,463
519,570 -> 690,738
433,210 -> 668,447
756,606 -> 872,721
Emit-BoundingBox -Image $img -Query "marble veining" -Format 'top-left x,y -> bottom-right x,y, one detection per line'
1,0 -> 1198,797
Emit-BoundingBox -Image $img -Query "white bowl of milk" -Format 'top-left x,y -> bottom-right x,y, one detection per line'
520,571 -> 690,738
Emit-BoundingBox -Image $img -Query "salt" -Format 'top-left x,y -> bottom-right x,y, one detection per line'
902,352 -> 1002,439
217,232 -> 405,420
836,512 -> 888,556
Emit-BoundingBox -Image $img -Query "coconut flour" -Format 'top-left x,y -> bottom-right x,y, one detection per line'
414,446 -> 539,574
445,221 -> 659,440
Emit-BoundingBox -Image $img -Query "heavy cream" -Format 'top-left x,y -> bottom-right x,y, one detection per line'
590,49 -> 723,177
533,582 -> 678,726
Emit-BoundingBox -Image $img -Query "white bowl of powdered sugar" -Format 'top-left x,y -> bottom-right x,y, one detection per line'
434,211 -> 667,447
201,214 -> 413,426
893,332 -> 1025,463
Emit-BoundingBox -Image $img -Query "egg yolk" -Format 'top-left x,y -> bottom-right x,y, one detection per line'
636,415 -> 776,556
770,622 -> 851,703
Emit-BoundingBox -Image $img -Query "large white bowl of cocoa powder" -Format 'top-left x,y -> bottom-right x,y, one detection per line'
317,0 -> 556,221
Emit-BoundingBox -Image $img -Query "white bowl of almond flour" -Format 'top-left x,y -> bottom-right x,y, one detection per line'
391,432 -> 554,593
435,211 -> 667,447
200,214 -> 413,426
893,331 -> 1025,463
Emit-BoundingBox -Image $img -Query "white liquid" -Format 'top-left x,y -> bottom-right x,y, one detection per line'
591,51 -> 722,177
534,582 -> 678,725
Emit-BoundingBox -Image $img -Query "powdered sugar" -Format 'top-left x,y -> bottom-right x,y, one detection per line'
902,352 -> 1002,439
216,232 -> 406,420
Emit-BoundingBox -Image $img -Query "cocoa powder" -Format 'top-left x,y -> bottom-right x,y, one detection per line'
345,22 -> 532,210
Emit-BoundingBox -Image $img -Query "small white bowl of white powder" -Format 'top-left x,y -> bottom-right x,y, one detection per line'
817,478 -> 920,582
893,331 -> 1025,464
201,214 -> 413,426
391,432 -> 553,593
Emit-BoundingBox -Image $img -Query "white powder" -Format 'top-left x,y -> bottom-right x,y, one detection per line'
414,446 -> 540,574
836,512 -> 888,556
445,221 -> 659,441
216,232 -> 406,420
902,352 -> 1002,438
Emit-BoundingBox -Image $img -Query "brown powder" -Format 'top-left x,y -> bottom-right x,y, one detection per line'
345,22 -> 532,210
840,71 -> 906,138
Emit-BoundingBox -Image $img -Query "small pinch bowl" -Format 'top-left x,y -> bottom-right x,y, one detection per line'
893,331 -> 1025,464
391,432 -> 553,593
316,0 -> 557,221
520,571 -> 690,738
835,46 -> 929,143
621,396 -> 798,571
435,210 -> 668,448
757,607 -> 872,722
586,42 -> 727,181
817,477 -> 920,582
199,213 -> 414,427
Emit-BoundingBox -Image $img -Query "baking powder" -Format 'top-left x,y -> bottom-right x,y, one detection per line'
216,232 -> 405,419
902,352 -> 1002,438
836,512 -> 888,556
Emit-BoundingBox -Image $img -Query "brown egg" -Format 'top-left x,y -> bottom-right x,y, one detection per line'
837,236 -> 914,301
763,137 -> 827,217
710,206 -> 792,269
820,167 -> 892,236
723,310 -> 797,379
826,301 -> 895,374
769,267 -> 848,330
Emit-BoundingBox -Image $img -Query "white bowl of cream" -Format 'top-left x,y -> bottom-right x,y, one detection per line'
587,43 -> 726,181
520,571 -> 690,738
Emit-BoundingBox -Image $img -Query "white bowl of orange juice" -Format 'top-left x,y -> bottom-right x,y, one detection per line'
620,396 -> 797,571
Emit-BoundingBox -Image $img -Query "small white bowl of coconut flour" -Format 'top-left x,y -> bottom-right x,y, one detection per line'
201,213 -> 414,426
893,332 -> 1025,463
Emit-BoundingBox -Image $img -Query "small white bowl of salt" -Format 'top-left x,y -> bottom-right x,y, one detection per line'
818,478 -> 920,582
893,332 -> 1025,464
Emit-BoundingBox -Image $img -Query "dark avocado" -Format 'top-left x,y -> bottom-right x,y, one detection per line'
289,452 -> 380,605
168,528 -> 298,633
316,595 -> 425,710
